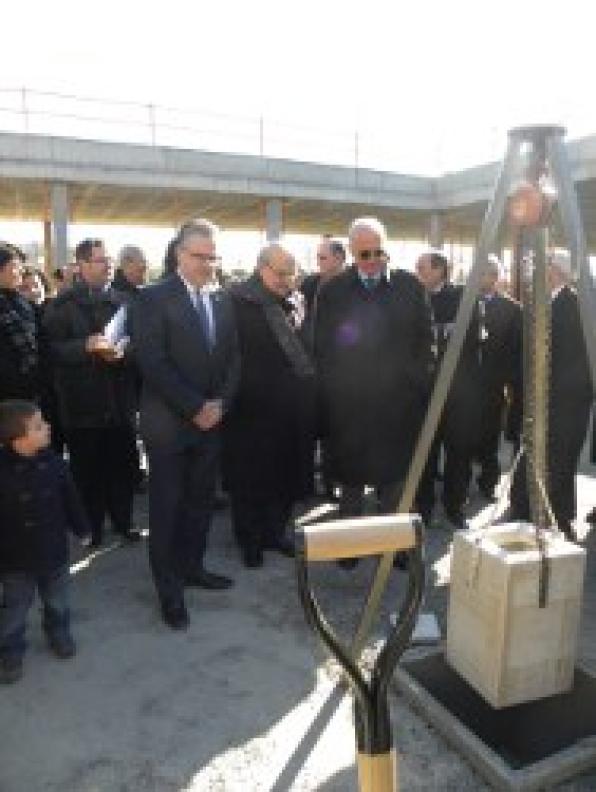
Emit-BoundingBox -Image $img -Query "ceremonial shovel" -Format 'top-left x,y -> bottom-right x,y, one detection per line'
295,514 -> 425,791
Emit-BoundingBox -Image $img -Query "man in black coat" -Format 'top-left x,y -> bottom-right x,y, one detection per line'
300,237 -> 346,336
415,250 -> 483,528
131,219 -> 240,630
43,239 -> 139,547
510,250 -> 592,537
474,256 -> 522,499
315,218 -> 433,546
224,243 -> 315,568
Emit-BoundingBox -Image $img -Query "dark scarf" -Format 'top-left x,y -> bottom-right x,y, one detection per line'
237,275 -> 314,378
0,288 -> 38,376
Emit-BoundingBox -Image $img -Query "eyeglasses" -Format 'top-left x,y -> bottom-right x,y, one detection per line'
185,252 -> 222,264
89,257 -> 112,265
355,249 -> 388,261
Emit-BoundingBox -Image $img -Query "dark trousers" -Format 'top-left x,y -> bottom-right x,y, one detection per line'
474,392 -> 504,494
67,426 -> 136,542
147,436 -> 219,608
230,492 -> 293,554
417,431 -> 473,520
339,480 -> 402,518
511,401 -> 591,529
0,567 -> 70,661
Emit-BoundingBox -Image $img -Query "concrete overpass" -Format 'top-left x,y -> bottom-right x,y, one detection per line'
1,131 -> 596,266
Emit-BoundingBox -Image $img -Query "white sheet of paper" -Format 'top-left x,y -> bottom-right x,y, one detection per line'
103,305 -> 128,346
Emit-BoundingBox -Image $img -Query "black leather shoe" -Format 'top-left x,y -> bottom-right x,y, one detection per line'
0,657 -> 23,684
242,548 -> 264,569
161,603 -> 190,631
393,552 -> 410,570
47,633 -> 76,659
115,527 -> 141,543
265,536 -> 295,558
444,509 -> 466,530
184,569 -> 234,590
337,557 -> 359,570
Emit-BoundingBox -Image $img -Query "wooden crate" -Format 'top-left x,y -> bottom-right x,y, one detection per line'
446,523 -> 586,709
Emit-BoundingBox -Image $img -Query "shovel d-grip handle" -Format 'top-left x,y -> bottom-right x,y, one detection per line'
295,516 -> 425,792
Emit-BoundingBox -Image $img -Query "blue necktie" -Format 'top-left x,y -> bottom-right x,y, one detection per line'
194,290 -> 214,350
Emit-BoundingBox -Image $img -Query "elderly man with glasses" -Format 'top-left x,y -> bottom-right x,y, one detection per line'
314,218 -> 433,567
223,243 -> 316,569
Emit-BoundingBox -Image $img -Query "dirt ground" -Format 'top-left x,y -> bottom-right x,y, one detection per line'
2,453 -> 596,791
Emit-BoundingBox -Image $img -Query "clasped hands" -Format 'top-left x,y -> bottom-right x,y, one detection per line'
192,400 -> 223,431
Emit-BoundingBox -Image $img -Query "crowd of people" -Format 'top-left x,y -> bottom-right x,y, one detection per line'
0,216 -> 592,683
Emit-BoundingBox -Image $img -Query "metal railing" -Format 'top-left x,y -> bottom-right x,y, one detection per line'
0,86 -> 509,176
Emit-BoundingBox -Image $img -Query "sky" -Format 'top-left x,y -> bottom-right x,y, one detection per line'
0,0 -> 594,271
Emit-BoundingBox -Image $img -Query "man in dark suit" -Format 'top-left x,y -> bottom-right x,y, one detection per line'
474,256 -> 522,499
315,218 -> 433,567
415,250 -> 482,529
224,244 -> 315,568
131,219 -> 240,630
301,237 -> 346,318
44,238 -> 139,547
510,250 -> 592,538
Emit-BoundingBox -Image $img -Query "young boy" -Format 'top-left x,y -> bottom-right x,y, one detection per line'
0,400 -> 90,683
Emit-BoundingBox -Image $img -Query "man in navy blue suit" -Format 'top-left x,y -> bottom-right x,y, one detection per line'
131,219 -> 240,630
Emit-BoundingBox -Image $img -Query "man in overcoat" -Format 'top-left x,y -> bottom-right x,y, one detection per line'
224,243 -> 315,568
314,218 -> 433,552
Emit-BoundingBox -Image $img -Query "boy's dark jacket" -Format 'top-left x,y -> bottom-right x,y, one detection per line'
0,447 -> 90,574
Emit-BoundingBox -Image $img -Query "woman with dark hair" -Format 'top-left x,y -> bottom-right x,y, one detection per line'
0,244 -> 41,403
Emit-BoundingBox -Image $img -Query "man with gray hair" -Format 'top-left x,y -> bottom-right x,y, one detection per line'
223,243 -> 315,568
315,217 -> 432,565
112,245 -> 147,297
131,219 -> 240,630
510,249 -> 592,538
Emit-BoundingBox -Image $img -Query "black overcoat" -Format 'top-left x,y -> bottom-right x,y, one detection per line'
43,283 -> 138,430
223,281 -> 315,500
0,288 -> 41,402
315,268 -> 433,486
0,447 -> 90,575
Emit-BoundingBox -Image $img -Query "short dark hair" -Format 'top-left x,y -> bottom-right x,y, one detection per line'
329,240 -> 346,262
429,251 -> 449,280
0,242 -> 25,270
0,400 -> 38,446
162,237 -> 178,277
75,239 -> 103,264
321,235 -> 346,263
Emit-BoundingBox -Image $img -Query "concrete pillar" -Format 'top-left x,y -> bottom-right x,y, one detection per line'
265,198 -> 283,242
43,220 -> 52,277
429,212 -> 443,249
50,183 -> 68,270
